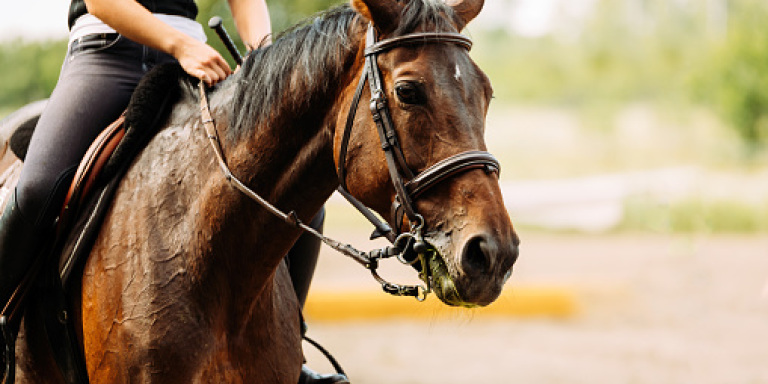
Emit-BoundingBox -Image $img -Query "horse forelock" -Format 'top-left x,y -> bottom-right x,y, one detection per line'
227,0 -> 461,144
394,0 -> 461,36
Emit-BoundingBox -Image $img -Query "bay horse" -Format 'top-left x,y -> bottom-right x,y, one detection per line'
9,0 -> 519,382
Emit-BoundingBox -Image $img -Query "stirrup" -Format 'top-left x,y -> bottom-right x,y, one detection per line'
299,365 -> 349,384
0,316 -> 15,384
303,335 -> 346,377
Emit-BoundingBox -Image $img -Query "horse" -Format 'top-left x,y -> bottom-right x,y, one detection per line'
6,0 -> 519,381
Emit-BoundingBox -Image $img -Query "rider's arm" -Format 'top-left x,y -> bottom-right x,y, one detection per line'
85,0 -> 231,85
228,0 -> 272,50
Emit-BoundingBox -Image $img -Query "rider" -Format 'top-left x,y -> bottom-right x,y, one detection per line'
0,0 -> 347,382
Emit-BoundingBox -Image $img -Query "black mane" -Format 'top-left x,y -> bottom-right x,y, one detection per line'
228,1 -> 460,141
229,5 -> 358,142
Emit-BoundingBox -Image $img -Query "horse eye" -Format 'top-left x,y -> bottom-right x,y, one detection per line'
395,82 -> 426,105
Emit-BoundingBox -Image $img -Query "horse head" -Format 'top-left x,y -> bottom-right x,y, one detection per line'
336,0 -> 520,307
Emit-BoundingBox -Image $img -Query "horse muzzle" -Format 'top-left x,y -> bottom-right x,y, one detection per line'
426,231 -> 519,307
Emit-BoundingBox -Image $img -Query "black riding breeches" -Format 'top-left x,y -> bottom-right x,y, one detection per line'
15,34 -> 175,230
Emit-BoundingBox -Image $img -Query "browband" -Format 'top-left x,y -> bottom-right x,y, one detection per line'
365,32 -> 473,56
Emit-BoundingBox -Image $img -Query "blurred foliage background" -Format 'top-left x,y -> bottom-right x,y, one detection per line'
2,0 -> 768,150
472,0 -> 768,151
0,0 -> 341,114
1,5 -> 765,381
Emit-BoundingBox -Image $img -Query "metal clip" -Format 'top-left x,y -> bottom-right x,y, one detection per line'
369,90 -> 386,115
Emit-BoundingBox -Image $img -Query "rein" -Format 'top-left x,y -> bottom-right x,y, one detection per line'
199,81 -> 428,300
197,24 -> 501,301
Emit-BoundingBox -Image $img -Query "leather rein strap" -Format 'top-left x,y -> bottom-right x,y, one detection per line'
198,82 -> 374,265
337,25 -> 500,234
199,81 -> 428,299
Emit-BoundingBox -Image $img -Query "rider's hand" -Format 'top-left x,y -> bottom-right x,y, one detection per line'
173,38 -> 232,86
84,0 -> 235,86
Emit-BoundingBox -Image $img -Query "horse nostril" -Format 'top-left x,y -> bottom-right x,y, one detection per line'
461,236 -> 492,276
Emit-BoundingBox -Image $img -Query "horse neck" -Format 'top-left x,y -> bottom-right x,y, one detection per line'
215,26 -> 366,221
196,37 -> 364,309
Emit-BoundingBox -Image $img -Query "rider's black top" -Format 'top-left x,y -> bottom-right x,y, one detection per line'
68,0 -> 198,29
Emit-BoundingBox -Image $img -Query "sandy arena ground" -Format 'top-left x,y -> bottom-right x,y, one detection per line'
302,231 -> 768,384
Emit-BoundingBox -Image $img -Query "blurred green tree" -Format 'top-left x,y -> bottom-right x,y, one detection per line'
0,0 -> 341,113
5,0 -> 766,155
694,0 -> 768,150
0,39 -> 67,111
197,0 -> 342,66
472,0 -> 705,107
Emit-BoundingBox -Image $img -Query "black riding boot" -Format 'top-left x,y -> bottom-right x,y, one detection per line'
287,209 -> 350,384
0,191 -> 44,317
0,190 -> 46,380
287,209 -> 325,308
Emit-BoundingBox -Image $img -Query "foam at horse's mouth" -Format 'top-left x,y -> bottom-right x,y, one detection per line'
419,233 -> 486,307
426,252 -> 480,308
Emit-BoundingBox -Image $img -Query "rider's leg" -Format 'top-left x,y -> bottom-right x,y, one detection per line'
286,208 -> 350,384
16,35 -> 170,228
0,34 -> 173,346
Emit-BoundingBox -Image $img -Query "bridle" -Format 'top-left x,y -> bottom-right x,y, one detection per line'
338,26 -> 501,239
199,24 -> 501,300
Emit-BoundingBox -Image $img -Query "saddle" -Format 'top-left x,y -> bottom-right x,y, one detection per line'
1,62 -> 186,384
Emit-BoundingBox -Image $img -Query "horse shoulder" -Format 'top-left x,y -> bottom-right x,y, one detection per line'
81,113 -> 219,382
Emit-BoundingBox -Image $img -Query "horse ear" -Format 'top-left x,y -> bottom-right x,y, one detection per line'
446,0 -> 484,28
351,0 -> 402,34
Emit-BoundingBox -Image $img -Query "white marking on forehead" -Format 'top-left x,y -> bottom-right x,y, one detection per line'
454,64 -> 462,81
